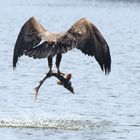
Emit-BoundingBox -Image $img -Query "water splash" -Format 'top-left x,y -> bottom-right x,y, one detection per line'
0,117 -> 110,130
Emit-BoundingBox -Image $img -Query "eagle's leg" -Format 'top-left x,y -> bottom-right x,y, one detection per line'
56,53 -> 65,75
48,56 -> 53,74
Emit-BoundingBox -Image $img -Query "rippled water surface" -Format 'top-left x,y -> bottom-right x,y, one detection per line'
0,0 -> 140,139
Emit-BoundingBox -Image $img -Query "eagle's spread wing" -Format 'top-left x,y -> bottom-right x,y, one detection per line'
59,18 -> 111,74
13,17 -> 49,68
13,17 -> 111,74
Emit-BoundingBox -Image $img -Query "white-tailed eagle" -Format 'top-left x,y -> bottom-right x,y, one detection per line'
13,17 -> 111,75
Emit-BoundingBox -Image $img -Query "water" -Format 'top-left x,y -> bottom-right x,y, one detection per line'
0,0 -> 140,139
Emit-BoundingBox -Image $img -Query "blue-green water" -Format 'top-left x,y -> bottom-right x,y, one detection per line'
0,0 -> 140,139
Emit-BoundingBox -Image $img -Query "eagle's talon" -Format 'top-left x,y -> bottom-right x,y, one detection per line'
57,70 -> 65,76
47,70 -> 53,75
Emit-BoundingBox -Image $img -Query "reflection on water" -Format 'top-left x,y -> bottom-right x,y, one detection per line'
0,0 -> 140,140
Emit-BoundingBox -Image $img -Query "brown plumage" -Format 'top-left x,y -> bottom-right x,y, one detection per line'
13,17 -> 111,75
